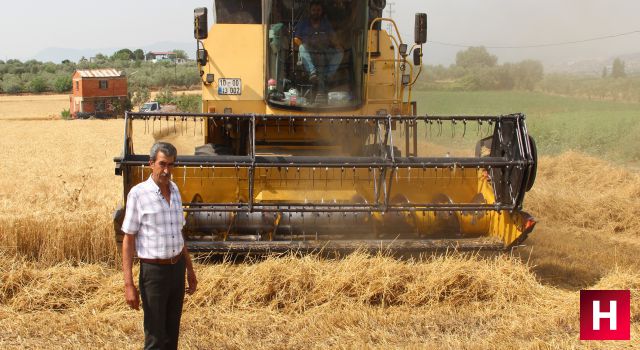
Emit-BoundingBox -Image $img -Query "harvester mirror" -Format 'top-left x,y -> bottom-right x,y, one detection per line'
414,13 -> 427,44
370,0 -> 386,11
194,7 -> 208,39
402,74 -> 411,86
399,43 -> 408,56
413,47 -> 422,66
197,48 -> 208,66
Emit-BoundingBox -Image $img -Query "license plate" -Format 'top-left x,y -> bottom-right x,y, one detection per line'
218,78 -> 242,95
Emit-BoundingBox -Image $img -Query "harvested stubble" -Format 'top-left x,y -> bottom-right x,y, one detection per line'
513,151 -> 640,290
1,120 -> 639,266
528,152 -> 640,237
1,252 -> 638,349
2,119 -> 640,348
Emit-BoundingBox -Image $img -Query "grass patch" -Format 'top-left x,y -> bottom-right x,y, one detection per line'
60,108 -> 71,120
415,90 -> 640,165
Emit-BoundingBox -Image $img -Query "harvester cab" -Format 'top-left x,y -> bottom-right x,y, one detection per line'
114,0 -> 537,254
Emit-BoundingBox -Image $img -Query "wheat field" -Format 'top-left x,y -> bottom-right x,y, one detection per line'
1,109 -> 640,348
0,91 -> 200,121
0,94 -> 69,120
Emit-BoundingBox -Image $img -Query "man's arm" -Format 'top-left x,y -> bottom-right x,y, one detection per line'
121,189 -> 141,310
293,19 -> 306,47
182,245 -> 197,295
122,233 -> 140,310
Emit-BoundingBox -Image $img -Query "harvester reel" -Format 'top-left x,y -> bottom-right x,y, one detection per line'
525,135 -> 537,192
195,143 -> 233,156
475,136 -> 493,158
116,112 -> 537,253
361,144 -> 400,158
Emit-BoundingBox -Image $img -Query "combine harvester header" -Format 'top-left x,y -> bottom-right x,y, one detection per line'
114,0 -> 537,254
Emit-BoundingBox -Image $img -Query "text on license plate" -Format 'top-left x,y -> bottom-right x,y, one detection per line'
218,78 -> 242,95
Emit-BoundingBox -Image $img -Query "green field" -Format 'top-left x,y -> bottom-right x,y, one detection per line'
415,91 -> 640,165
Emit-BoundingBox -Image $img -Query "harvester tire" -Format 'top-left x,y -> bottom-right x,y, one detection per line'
526,135 -> 537,192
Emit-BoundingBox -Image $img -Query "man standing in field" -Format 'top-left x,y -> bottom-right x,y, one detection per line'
121,142 -> 197,350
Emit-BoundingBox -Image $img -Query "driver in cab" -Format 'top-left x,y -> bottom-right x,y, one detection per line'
294,1 -> 344,93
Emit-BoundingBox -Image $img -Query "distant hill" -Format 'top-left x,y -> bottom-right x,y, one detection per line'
31,41 -> 194,63
547,52 -> 640,75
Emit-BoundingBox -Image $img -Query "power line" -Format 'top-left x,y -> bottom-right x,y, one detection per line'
425,30 -> 640,49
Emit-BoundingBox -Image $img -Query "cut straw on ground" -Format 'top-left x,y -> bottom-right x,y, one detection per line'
2,119 -> 640,348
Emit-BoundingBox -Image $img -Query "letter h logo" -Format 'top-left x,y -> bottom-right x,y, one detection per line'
580,290 -> 630,340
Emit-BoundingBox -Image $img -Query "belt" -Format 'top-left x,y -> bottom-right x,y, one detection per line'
139,252 -> 183,265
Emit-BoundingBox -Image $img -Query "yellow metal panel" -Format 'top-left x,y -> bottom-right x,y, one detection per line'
198,26 -> 404,116
201,24 -> 265,102
256,190 -> 358,202
265,105 -> 369,116
205,100 -> 266,115
366,30 -> 396,102
129,163 -> 526,246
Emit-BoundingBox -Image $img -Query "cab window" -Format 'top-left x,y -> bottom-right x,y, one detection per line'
266,0 -> 367,110
214,0 -> 262,24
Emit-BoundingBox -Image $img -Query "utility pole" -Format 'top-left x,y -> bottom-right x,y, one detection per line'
386,1 -> 396,34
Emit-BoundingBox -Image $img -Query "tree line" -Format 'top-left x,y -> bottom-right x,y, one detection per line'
539,74 -> 640,102
417,47 -> 636,101
0,48 -> 198,94
2,46 -> 636,102
536,57 -> 638,102
418,47 -> 545,91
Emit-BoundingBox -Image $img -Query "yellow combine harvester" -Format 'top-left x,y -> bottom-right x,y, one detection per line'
114,0 -> 537,254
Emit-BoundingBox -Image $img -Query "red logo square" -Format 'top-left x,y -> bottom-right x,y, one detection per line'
580,290 -> 630,340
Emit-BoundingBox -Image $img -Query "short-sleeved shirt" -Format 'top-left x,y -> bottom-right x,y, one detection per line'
295,17 -> 334,49
121,176 -> 185,259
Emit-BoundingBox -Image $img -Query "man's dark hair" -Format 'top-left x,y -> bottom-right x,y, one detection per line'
150,142 -> 177,161
310,1 -> 323,8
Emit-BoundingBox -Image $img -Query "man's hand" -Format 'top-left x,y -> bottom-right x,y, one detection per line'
125,284 -> 140,310
122,234 -> 139,310
186,269 -> 198,295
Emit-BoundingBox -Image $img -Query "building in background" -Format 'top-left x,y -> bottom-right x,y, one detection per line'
145,51 -> 181,63
69,69 -> 128,118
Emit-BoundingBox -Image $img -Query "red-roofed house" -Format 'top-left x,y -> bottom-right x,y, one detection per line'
69,69 -> 128,118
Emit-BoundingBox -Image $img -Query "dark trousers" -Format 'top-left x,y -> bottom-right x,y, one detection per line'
139,257 -> 185,350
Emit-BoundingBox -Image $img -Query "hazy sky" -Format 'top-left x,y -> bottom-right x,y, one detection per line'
1,0 -> 638,65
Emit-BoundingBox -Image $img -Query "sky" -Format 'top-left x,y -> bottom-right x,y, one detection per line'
1,0 -> 639,66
